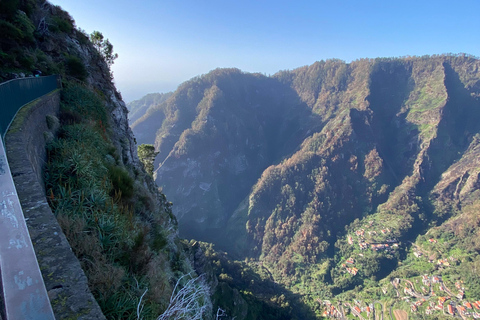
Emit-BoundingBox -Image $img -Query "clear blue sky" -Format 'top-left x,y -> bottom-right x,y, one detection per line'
50,0 -> 480,103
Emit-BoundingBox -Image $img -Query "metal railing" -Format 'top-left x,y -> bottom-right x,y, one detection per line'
0,75 -> 60,319
0,75 -> 60,139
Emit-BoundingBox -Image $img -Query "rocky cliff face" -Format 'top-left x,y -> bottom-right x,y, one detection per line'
132,55 -> 480,309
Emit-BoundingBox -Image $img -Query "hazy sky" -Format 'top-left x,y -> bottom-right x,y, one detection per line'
50,0 -> 480,103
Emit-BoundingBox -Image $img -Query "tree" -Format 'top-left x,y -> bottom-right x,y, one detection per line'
90,30 -> 118,67
137,144 -> 158,176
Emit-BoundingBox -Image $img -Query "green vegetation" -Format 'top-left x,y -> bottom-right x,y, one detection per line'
65,55 -> 88,81
90,30 -> 118,67
4,2 -> 480,317
137,144 -> 159,176
45,82 -> 200,319
1,3 -> 213,318
131,54 -> 480,319
197,241 -> 315,319
0,1 -> 114,82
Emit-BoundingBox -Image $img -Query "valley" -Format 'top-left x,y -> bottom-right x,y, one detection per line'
2,1 -> 479,318
130,55 -> 480,319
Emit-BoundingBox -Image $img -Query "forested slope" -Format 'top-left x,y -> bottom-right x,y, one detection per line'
132,55 -> 480,318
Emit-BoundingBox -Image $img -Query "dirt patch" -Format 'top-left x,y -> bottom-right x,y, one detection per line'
393,309 -> 408,320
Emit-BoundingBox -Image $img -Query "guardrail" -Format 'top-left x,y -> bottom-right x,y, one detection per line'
0,75 -> 60,139
0,75 -> 60,319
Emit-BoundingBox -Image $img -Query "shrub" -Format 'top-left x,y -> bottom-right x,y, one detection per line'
65,55 -> 88,81
152,231 -> 168,251
108,165 -> 134,200
60,83 -> 108,125
13,11 -> 35,42
58,108 -> 82,125
0,19 -> 23,46
50,15 -> 74,34
137,144 -> 158,176
0,0 -> 20,17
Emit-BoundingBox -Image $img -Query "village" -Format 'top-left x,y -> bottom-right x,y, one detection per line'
322,274 -> 480,319
342,224 -> 399,277
321,223 -> 480,319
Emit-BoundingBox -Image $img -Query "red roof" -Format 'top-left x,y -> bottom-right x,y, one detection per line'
448,305 -> 454,315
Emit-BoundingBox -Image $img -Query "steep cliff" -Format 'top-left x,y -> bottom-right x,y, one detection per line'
1,1 -> 214,319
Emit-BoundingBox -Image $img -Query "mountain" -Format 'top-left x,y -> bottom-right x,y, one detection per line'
127,92 -> 173,125
132,55 -> 480,318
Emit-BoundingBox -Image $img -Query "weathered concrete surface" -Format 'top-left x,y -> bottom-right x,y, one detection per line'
5,91 -> 106,319
0,137 -> 55,319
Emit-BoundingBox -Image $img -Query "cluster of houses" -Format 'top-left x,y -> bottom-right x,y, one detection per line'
322,289 -> 480,319
410,298 -> 425,312
437,258 -> 451,267
370,242 -> 398,251
321,300 -> 376,319
404,286 -> 417,298
346,267 -> 358,276
321,301 -> 342,318
414,238 -> 459,271
380,275 -> 477,318
401,274 -> 480,318
341,257 -> 359,276
349,300 -> 373,318
408,291 -> 480,318
426,296 -> 450,312
443,301 -> 480,318
349,226 -> 399,252
327,232 -> 480,320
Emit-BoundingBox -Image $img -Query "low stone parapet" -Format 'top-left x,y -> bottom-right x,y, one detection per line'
5,91 -> 105,319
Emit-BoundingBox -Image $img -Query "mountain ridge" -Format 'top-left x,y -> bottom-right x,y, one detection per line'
131,54 -> 480,318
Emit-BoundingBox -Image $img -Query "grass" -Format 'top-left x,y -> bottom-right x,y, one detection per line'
45,95 -> 147,318
44,82 -> 199,319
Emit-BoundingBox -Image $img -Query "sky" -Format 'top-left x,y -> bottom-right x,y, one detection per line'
50,0 -> 480,103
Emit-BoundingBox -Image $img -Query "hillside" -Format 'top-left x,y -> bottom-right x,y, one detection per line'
132,55 -> 480,318
0,1 -> 219,319
127,92 -> 173,126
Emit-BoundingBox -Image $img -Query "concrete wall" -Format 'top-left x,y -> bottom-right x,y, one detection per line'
5,91 -> 106,320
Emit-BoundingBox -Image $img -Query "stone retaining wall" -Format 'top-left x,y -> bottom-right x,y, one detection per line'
5,91 -> 106,320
